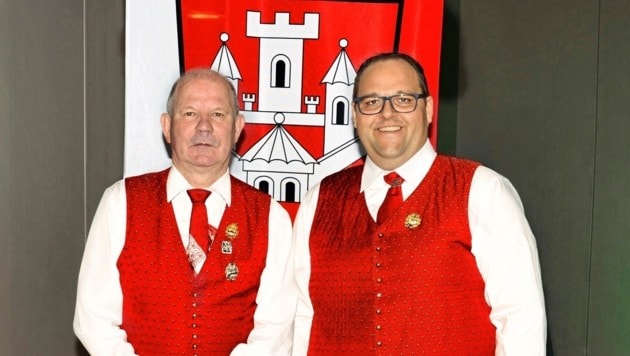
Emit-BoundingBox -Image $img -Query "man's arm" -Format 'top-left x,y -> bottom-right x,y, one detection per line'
230,199 -> 297,356
73,181 -> 137,356
469,166 -> 547,356
290,185 -> 320,356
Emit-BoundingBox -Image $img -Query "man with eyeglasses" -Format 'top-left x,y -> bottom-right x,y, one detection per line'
292,53 -> 546,355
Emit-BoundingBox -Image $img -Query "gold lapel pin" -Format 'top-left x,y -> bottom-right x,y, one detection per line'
404,213 -> 422,229
225,223 -> 239,239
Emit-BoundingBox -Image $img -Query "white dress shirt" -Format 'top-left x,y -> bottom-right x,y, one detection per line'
74,167 -> 296,356
293,141 -> 546,356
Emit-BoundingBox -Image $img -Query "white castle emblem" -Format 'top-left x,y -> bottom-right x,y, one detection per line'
211,11 -> 365,203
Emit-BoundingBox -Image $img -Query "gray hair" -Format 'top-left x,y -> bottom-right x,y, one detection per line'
166,68 -> 240,117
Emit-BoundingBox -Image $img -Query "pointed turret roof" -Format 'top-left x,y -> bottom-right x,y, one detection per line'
210,33 -> 242,80
241,114 -> 317,164
321,39 -> 356,85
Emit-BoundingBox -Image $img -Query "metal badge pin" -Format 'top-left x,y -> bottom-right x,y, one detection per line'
404,213 -> 422,229
225,263 -> 239,281
225,223 -> 239,239
221,240 -> 233,254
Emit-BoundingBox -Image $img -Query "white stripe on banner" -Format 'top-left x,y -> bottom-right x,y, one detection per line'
124,0 -> 179,177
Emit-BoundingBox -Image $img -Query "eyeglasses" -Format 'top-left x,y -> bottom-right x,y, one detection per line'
353,93 -> 428,115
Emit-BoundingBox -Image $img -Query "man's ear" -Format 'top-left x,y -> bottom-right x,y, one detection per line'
160,113 -> 172,144
424,96 -> 434,125
234,113 -> 245,142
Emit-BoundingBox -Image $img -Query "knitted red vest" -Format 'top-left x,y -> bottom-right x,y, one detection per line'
118,169 -> 270,355
308,155 -> 496,355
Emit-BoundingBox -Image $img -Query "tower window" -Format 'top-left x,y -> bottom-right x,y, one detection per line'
271,55 -> 290,88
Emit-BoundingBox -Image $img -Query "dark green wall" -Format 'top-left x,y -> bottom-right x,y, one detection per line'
438,0 -> 630,354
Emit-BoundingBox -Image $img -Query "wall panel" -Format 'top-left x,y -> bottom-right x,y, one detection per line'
0,2 -> 85,354
588,0 -> 630,353
456,1 -> 600,354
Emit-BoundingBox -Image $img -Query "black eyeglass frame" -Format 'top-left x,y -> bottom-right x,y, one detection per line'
353,92 -> 429,115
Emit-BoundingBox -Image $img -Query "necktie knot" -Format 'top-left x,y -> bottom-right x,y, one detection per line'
377,172 -> 404,224
187,189 -> 211,203
384,172 -> 404,188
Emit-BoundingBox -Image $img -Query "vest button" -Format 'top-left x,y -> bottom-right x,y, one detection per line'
376,309 -> 381,314
376,246 -> 381,252
378,233 -> 384,238
376,292 -> 382,298
375,262 -> 381,267
192,323 -> 197,328
376,325 -> 382,330
376,278 -> 382,283
376,341 -> 382,346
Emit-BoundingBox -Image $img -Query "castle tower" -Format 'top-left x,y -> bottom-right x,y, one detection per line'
246,11 -> 319,113
321,39 -> 357,154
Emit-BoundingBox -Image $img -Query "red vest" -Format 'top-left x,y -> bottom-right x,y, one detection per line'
118,169 -> 270,355
308,156 -> 496,355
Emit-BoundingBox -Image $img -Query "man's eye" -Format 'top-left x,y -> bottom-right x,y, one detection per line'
364,98 -> 381,106
183,111 -> 196,117
212,112 -> 226,119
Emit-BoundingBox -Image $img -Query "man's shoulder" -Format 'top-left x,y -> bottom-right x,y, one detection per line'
124,168 -> 170,193
436,154 -> 480,166
229,175 -> 271,200
125,168 -> 170,183
322,165 -> 364,184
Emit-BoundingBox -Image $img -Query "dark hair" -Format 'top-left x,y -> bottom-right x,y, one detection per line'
353,53 -> 430,99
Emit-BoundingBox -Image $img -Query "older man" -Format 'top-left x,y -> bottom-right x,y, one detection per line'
74,69 -> 295,355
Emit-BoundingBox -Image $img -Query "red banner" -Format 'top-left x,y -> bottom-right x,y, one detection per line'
176,0 -> 443,217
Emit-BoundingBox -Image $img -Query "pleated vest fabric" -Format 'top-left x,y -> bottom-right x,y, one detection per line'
307,155 -> 496,355
118,169 -> 270,355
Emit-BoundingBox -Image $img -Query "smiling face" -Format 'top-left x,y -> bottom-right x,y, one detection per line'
161,73 -> 244,186
352,58 -> 433,171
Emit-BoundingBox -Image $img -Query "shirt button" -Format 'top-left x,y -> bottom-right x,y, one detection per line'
192,302 -> 198,308
376,341 -> 382,346
376,292 -> 382,298
375,262 -> 381,267
378,233 -> 384,238
376,309 -> 381,314
192,344 -> 198,349
192,313 -> 197,318
376,325 -> 382,330
192,323 -> 197,328
193,293 -> 198,298
376,278 -> 382,283
193,334 -> 198,339
376,246 -> 381,252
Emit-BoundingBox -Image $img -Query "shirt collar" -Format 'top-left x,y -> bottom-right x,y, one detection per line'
360,140 -> 437,192
166,166 -> 232,206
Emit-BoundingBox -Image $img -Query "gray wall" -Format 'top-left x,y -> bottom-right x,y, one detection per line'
441,0 -> 629,354
1,1 -> 628,355
0,2 -> 124,355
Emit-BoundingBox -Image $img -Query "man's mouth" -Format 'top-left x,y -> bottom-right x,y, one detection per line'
378,126 -> 402,132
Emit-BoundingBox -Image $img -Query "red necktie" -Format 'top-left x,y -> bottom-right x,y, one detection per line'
377,172 -> 404,224
187,189 -> 211,254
